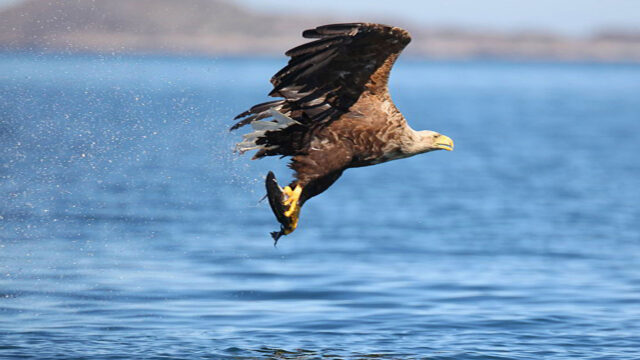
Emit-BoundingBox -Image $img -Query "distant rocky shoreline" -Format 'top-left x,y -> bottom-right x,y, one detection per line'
1,0 -> 639,62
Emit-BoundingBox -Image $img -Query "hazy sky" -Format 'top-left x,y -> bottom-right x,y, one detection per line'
0,0 -> 638,35
240,0 -> 640,35
0,0 -> 18,6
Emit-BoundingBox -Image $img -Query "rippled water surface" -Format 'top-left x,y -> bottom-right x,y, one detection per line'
1,54 -> 640,359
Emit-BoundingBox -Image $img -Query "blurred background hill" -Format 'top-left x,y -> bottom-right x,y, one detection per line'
1,0 -> 640,61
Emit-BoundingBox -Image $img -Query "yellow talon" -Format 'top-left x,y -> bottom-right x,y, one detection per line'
283,206 -> 300,235
283,185 -> 302,217
282,186 -> 293,205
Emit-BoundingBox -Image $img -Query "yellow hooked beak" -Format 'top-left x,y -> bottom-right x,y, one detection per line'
434,134 -> 454,151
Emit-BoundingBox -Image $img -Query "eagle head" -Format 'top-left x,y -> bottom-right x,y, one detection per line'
408,130 -> 454,154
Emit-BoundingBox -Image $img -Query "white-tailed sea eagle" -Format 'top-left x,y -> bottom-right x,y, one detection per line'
232,23 -> 454,243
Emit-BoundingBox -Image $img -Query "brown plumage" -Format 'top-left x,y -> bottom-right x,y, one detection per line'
232,23 -> 454,243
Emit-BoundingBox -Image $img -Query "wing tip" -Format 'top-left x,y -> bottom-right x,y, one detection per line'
300,23 -> 411,46
302,23 -> 365,39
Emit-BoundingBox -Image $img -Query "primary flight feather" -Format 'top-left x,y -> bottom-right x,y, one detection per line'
232,23 -> 454,243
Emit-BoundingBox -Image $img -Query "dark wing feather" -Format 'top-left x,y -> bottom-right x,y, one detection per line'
231,100 -> 284,130
232,23 -> 411,131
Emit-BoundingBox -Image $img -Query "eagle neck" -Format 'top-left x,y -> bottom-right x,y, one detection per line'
399,126 -> 425,156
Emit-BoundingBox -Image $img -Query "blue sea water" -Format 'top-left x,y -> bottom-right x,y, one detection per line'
1,53 -> 639,359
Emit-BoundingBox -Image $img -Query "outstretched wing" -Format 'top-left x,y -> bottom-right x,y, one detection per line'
232,23 -> 411,132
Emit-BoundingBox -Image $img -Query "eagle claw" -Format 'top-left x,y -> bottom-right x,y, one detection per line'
265,171 -> 303,243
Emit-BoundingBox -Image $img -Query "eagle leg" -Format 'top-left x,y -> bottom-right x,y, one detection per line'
265,171 -> 303,245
